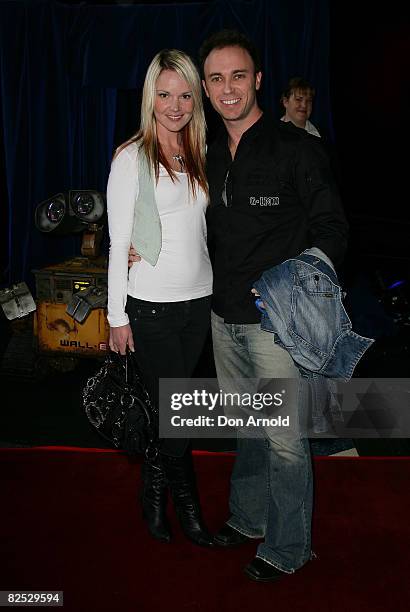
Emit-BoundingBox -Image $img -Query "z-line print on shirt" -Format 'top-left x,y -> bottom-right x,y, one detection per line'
249,196 -> 280,206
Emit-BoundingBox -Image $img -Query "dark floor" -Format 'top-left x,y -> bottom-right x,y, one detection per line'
1,311 -> 410,456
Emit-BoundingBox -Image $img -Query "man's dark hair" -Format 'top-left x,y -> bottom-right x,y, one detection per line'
199,29 -> 261,77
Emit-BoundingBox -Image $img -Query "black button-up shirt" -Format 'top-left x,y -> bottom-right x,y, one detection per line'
206,113 -> 348,323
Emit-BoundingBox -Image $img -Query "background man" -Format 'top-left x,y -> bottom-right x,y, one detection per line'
280,76 -> 320,136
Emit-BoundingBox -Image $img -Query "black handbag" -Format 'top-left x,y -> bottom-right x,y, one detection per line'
83,350 -> 158,457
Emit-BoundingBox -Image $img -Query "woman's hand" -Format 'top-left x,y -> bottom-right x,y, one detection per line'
109,324 -> 134,355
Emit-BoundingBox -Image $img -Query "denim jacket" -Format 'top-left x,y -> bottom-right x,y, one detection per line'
253,251 -> 374,381
254,251 -> 374,433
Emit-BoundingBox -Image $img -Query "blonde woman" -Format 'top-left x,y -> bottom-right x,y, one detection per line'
107,50 -> 213,546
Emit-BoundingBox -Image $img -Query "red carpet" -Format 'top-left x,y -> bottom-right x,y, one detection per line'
1,449 -> 409,612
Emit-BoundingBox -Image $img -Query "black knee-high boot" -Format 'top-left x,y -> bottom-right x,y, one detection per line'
161,451 -> 214,547
141,457 -> 171,543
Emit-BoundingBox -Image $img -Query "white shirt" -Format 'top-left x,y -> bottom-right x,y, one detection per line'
281,116 -> 321,138
107,143 -> 213,327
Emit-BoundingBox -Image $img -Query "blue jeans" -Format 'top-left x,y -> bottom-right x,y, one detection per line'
211,311 -> 313,572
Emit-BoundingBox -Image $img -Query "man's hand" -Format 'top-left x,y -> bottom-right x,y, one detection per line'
128,243 -> 141,268
251,288 -> 265,309
109,324 -> 134,355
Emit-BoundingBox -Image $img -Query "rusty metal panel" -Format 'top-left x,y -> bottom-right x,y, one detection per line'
34,302 -> 109,357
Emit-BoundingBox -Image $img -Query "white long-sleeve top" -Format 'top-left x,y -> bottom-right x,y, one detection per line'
107,142 -> 213,327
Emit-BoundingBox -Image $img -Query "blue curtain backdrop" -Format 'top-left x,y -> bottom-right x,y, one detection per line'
0,0 -> 331,287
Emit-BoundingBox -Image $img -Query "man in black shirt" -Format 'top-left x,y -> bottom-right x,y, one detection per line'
199,30 -> 348,581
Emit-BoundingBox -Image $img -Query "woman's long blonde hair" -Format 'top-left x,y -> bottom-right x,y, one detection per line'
116,49 -> 208,197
